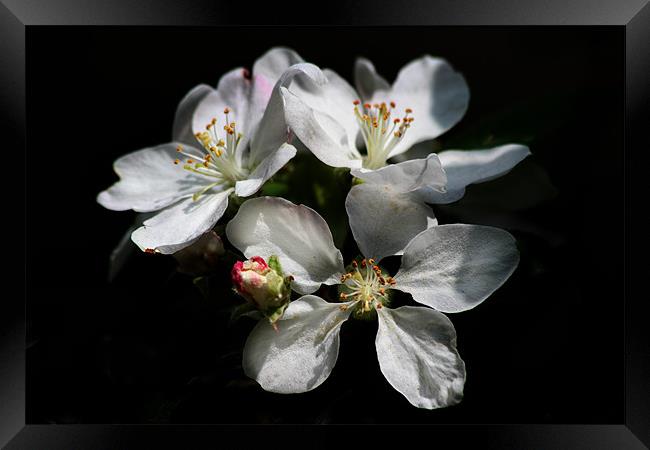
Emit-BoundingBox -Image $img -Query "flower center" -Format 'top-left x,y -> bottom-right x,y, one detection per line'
353,100 -> 414,170
338,258 -> 396,315
173,107 -> 249,200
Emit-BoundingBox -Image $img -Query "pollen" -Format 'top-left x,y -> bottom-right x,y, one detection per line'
353,100 -> 415,169
339,257 -> 394,315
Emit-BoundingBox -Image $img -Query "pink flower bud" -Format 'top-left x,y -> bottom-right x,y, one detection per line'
231,255 -> 291,323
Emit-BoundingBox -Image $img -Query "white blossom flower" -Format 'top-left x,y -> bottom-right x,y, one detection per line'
279,56 -> 469,170
97,48 -> 320,254
226,197 -> 519,409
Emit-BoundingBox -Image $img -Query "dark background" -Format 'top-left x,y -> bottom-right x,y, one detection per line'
26,27 -> 624,424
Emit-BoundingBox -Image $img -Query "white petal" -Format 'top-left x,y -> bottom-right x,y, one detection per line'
226,197 -> 345,294
172,84 -> 212,146
351,153 -> 447,194
374,56 -> 469,157
285,65 -> 359,144
376,306 -> 465,409
235,143 -> 296,197
97,143 -> 205,213
281,86 -> 361,169
249,63 -> 330,166
354,57 -> 390,100
395,224 -> 519,313
131,188 -> 232,254
346,183 -> 436,261
420,144 -> 532,204
252,47 -> 305,82
243,295 -> 353,393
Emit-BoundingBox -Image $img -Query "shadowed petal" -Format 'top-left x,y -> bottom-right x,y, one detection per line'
97,142 -> 206,213
351,153 -> 447,194
131,188 -> 232,254
226,197 -> 345,294
376,306 -> 465,409
346,183 -> 437,261
243,295 -> 353,393
419,144 -> 531,204
395,224 -> 519,312
374,56 -> 469,157
173,84 -> 212,146
354,57 -> 390,100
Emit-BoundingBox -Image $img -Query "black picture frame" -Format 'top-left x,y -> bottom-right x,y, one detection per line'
3,0 -> 648,448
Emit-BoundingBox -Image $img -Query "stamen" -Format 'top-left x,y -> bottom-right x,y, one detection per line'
353,100 -> 415,169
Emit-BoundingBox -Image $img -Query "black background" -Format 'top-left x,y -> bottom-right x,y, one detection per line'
26,27 -> 624,424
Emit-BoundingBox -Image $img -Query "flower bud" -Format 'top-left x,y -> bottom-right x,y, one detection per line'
173,230 -> 225,275
231,255 -> 292,325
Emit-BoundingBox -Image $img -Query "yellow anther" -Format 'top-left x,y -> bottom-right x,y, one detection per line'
187,159 -> 194,164
379,288 -> 385,295
211,118 -> 217,125
176,145 -> 183,152
173,159 -> 179,165
390,101 -> 396,108
224,107 -> 230,114
340,293 -> 348,300
368,258 -> 375,265
339,305 -> 348,311
405,108 -> 413,114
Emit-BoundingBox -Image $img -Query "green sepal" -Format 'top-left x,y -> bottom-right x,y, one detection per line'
268,255 -> 283,276
264,301 -> 290,325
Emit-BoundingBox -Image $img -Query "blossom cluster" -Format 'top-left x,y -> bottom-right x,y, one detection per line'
98,47 -> 530,410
